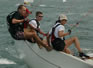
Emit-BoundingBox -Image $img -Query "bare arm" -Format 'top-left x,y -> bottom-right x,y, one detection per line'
58,30 -> 70,37
47,33 -> 51,47
12,18 -> 24,24
29,24 -> 38,30
29,24 -> 47,36
39,29 -> 47,36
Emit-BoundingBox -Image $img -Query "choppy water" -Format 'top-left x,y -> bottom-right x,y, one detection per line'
0,0 -> 93,68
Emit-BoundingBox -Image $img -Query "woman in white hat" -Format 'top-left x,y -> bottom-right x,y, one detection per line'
47,14 -> 90,59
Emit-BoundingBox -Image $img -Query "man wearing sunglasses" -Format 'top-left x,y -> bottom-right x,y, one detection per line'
28,11 -> 47,48
29,11 -> 46,36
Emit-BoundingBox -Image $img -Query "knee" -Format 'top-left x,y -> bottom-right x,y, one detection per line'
63,48 -> 68,53
74,36 -> 78,39
32,32 -> 37,36
72,36 -> 78,41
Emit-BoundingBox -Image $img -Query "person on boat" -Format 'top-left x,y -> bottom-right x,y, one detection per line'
7,5 -> 51,51
28,11 -> 48,48
47,14 -> 91,59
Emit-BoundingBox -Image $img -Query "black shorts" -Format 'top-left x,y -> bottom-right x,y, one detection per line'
15,31 -> 25,40
51,38 -> 65,51
9,31 -> 25,40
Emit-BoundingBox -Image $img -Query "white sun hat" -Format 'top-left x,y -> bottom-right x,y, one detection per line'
59,14 -> 68,21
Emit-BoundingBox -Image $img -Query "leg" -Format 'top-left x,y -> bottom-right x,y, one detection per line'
24,28 -> 51,50
64,36 -> 91,58
24,29 -> 45,46
63,48 -> 73,54
38,39 -> 49,48
43,39 -> 48,46
64,36 -> 82,53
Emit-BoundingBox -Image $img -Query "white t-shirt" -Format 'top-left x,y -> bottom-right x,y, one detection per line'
49,23 -> 65,40
29,19 -> 40,28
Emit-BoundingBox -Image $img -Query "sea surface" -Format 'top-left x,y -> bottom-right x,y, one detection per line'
0,0 -> 93,68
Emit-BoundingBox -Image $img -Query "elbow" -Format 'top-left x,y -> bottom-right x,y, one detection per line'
58,34 -> 64,37
12,19 -> 16,24
58,31 -> 65,37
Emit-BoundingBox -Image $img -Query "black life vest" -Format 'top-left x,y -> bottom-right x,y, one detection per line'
7,11 -> 24,39
6,11 -> 17,28
7,11 -> 24,32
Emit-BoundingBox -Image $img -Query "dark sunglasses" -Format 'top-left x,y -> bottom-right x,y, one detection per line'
38,16 -> 43,17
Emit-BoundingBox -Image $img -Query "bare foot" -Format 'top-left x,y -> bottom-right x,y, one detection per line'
38,45 -> 43,49
45,46 -> 52,51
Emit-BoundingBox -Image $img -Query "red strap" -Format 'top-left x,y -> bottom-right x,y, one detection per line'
51,23 -> 60,42
24,21 -> 29,28
51,34 -> 55,42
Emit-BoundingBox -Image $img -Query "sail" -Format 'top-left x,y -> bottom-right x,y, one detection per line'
63,0 -> 67,3
24,0 -> 34,4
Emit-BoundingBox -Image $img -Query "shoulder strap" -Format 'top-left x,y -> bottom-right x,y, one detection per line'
35,19 -> 40,28
31,19 -> 40,35
51,24 -> 60,42
51,24 -> 61,37
31,19 -> 40,28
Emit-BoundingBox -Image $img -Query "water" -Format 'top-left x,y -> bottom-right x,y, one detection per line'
0,0 -> 93,68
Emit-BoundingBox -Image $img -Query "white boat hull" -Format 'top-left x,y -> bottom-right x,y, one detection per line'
15,40 -> 93,68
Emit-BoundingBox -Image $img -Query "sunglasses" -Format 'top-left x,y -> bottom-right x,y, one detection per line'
38,16 -> 43,17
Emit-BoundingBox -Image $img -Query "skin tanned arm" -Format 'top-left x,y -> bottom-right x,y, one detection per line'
47,34 -> 51,47
12,18 -> 24,24
58,30 -> 70,37
29,24 -> 46,36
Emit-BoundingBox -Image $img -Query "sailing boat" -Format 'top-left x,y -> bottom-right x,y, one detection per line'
14,0 -> 93,68
15,40 -> 93,68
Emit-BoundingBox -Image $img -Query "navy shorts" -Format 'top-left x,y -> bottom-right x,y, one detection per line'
51,38 -> 65,51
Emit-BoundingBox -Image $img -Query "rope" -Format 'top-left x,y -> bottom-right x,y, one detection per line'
25,41 -> 62,68
67,7 -> 93,38
70,7 -> 93,30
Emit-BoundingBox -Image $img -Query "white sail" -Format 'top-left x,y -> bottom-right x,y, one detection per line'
24,0 -> 34,4
63,0 -> 67,3
24,0 -> 34,3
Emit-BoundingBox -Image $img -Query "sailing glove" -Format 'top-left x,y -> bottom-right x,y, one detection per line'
68,29 -> 71,35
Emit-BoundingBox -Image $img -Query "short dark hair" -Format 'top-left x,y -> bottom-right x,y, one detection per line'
17,5 -> 25,11
36,11 -> 43,16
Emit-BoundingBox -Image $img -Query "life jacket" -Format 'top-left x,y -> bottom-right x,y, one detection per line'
31,19 -> 40,34
24,21 -> 29,28
7,11 -> 24,39
7,11 -> 24,31
51,23 -> 61,42
51,23 -> 65,42
6,11 -> 17,28
24,17 -> 30,28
